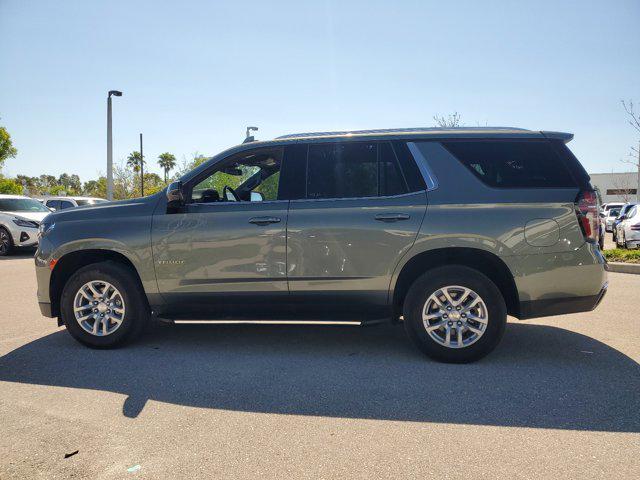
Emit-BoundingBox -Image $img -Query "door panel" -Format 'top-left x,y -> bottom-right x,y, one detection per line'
286,191 -> 427,303
152,201 -> 289,305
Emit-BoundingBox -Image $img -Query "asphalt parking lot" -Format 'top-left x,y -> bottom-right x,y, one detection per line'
0,253 -> 638,479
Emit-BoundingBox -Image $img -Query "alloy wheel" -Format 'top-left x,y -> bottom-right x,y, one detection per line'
422,285 -> 488,349
0,230 -> 9,255
73,280 -> 126,336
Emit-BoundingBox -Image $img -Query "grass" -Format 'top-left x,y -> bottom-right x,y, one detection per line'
604,248 -> 640,264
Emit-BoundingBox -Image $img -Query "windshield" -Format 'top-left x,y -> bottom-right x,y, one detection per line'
0,198 -> 51,213
609,209 -> 621,217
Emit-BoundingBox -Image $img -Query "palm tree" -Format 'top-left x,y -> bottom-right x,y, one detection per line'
126,151 -> 144,173
157,152 -> 177,183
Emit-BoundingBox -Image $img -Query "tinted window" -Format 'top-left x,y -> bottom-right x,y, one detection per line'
45,200 -> 59,210
443,140 -> 576,188
60,200 -> 75,209
392,141 -> 427,192
379,142 -> 408,196
279,144 -> 307,200
307,142 -> 378,199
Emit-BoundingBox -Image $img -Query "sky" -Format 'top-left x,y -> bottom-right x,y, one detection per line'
0,0 -> 639,183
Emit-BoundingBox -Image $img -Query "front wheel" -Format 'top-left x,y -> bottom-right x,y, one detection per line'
60,261 -> 149,348
403,265 -> 507,363
0,227 -> 13,256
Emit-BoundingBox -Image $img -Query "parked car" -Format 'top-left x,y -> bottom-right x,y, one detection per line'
601,202 -> 624,213
41,196 -> 107,211
34,127 -> 607,362
612,202 -> 637,243
0,194 -> 52,256
615,205 -> 640,249
605,207 -> 622,232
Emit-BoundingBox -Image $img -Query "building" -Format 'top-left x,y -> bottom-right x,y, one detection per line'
589,172 -> 639,204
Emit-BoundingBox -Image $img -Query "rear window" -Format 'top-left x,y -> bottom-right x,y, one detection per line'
442,140 -> 577,188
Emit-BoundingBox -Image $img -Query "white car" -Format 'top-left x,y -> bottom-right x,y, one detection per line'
41,196 -> 107,211
615,204 -> 640,249
604,207 -> 622,232
0,194 -> 52,256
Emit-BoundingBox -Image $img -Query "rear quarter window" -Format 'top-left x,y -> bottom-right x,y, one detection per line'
442,140 -> 577,188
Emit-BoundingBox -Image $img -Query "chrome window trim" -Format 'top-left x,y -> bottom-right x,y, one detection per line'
288,189 -> 426,204
407,141 -> 439,191
188,199 -> 289,207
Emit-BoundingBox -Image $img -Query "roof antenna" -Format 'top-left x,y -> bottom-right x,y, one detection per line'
244,126 -> 258,143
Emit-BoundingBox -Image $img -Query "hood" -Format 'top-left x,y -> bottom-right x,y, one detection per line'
7,211 -> 51,223
49,193 -> 162,223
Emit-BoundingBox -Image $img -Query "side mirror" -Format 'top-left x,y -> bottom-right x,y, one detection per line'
166,181 -> 184,208
250,191 -> 264,202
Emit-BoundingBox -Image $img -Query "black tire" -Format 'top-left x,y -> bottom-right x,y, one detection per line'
0,227 -> 14,256
403,265 -> 507,363
60,261 -> 149,348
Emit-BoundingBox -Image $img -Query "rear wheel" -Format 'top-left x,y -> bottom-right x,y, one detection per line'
0,227 -> 13,256
403,265 -> 507,363
60,261 -> 149,348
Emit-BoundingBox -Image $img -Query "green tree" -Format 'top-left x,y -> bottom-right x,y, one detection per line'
126,151 -> 145,173
36,174 -> 57,193
157,152 -> 177,183
83,177 -> 107,198
0,177 -> 22,194
0,125 -> 18,171
15,175 -> 40,195
58,173 -> 81,195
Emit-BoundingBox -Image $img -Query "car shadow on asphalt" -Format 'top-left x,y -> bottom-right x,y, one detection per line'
0,321 -> 638,432
0,250 -> 35,261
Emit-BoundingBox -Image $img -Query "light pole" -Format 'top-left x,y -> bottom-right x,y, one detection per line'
139,133 -> 144,197
107,90 -> 122,200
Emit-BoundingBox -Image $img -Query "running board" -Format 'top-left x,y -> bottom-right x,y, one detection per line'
166,319 -> 362,326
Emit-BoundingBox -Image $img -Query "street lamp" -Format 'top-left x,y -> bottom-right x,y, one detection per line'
107,90 -> 122,201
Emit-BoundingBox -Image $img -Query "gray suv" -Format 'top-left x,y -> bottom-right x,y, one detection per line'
35,127 -> 607,362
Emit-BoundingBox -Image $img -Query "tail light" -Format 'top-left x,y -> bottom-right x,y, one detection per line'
575,189 -> 599,244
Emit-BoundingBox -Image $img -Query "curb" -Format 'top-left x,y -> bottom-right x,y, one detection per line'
607,262 -> 640,275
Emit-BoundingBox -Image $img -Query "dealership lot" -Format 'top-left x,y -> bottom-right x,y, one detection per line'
0,255 -> 638,479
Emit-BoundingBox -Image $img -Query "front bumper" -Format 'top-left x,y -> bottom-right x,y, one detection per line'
38,301 -> 54,317
8,224 -> 39,247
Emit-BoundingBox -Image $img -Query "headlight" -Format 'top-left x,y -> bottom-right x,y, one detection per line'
13,218 -> 40,228
38,221 -> 55,238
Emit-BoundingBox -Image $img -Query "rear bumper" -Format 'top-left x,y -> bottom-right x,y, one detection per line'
519,282 -> 608,319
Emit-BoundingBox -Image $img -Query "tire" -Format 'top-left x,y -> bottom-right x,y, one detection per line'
0,227 -> 14,256
60,261 -> 149,348
403,265 -> 507,363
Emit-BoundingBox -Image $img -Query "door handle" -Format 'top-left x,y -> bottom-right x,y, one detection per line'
374,213 -> 410,222
248,216 -> 281,225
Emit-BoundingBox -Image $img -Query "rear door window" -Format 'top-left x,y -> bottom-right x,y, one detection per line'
306,142 -> 378,199
379,142 -> 408,196
59,200 -> 75,209
442,140 -> 576,188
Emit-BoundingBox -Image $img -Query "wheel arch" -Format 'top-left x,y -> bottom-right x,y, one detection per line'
49,249 -> 145,317
391,247 -> 520,318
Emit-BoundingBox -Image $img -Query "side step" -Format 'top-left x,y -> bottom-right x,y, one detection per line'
159,319 -> 363,326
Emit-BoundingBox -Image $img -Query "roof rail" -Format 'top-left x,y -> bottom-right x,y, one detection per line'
276,126 -> 531,140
